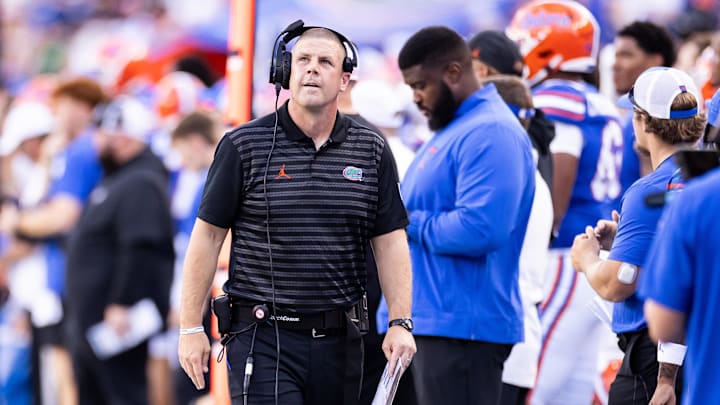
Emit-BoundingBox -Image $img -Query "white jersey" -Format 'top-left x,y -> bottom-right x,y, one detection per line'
503,170 -> 553,388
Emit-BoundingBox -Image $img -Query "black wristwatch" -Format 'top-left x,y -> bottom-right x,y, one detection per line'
388,317 -> 414,333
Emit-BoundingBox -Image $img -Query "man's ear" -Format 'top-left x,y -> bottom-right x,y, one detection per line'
472,60 -> 490,80
443,61 -> 463,85
339,72 -> 351,92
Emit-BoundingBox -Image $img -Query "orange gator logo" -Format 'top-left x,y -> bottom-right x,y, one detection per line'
275,164 -> 292,179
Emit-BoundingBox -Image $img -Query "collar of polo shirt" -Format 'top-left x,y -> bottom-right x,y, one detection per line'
279,101 -> 349,143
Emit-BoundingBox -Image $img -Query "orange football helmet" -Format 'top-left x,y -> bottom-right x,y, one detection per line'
507,0 -> 600,87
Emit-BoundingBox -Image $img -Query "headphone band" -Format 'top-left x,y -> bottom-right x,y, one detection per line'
269,20 -> 358,87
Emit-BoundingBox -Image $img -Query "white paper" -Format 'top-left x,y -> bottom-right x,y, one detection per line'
31,289 -> 63,327
86,299 -> 163,359
372,357 -> 405,405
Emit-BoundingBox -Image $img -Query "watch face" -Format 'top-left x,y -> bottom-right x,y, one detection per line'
404,318 -> 414,331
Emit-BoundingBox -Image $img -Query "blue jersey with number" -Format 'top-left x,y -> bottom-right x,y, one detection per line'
533,80 -> 623,248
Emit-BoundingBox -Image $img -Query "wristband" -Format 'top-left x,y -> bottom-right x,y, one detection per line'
179,326 -> 205,335
657,341 -> 687,366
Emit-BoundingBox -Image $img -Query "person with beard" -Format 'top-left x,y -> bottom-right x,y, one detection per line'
377,26 -> 535,405
64,96 -> 174,404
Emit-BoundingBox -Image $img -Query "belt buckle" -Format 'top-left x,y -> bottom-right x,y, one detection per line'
312,328 -> 326,338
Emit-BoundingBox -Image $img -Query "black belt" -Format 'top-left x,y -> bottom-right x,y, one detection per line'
231,302 -> 347,332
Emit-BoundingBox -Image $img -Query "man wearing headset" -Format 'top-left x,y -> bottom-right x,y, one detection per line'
178,23 -> 415,405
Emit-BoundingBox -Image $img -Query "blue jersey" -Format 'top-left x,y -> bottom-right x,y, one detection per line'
533,80 -> 623,248
618,115 -> 641,209
45,130 -> 102,295
639,167 -> 720,405
608,157 -> 677,333
169,169 -> 206,240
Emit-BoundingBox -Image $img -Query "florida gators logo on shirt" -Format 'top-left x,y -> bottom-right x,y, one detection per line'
343,166 -> 363,181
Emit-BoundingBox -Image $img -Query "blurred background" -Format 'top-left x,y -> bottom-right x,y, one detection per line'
1,1 -> 719,405
3,0 -> 719,118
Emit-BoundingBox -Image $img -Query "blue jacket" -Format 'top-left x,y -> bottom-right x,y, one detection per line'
378,85 -> 535,343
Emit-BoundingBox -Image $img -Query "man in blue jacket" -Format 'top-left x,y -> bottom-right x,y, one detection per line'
378,26 -> 535,405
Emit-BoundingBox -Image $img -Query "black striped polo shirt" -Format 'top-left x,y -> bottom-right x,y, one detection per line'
198,101 -> 408,313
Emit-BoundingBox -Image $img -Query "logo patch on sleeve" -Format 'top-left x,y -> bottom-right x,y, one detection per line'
343,166 -> 363,181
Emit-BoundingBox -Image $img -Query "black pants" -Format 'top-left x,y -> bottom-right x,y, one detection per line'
609,329 -> 683,405
413,335 -> 513,405
225,320 -> 362,405
500,383 -> 529,405
72,341 -> 149,405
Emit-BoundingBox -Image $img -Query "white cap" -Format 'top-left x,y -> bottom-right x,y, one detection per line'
351,80 -> 404,129
625,67 -> 702,120
95,95 -> 156,142
0,102 -> 54,156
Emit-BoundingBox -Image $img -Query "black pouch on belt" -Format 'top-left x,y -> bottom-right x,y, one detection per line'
211,294 -> 232,335
347,292 -> 370,335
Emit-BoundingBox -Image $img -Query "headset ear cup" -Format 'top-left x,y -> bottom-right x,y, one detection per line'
281,51 -> 292,89
343,57 -> 353,74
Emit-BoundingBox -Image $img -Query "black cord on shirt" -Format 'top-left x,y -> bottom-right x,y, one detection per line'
262,82 -> 282,405
243,323 -> 259,405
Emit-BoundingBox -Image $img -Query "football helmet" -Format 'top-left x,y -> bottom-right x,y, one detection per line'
507,0 -> 600,86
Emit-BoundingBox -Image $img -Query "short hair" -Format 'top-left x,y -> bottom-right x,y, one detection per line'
51,77 -> 105,108
398,26 -> 472,70
636,92 -> 706,144
171,111 -> 222,145
618,21 -> 677,67
481,75 -> 533,129
295,28 -> 347,60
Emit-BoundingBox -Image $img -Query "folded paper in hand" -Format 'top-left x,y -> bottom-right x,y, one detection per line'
86,298 -> 162,359
372,357 -> 405,405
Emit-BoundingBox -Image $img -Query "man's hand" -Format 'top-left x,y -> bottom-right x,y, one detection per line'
104,304 -> 130,336
651,362 -> 679,405
382,326 -> 416,377
570,226 -> 601,272
650,381 -> 676,405
594,210 -> 620,250
178,332 -> 211,390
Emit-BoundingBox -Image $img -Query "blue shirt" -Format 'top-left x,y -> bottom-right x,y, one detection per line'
533,80 -> 623,248
45,130 -> 102,295
378,84 -> 535,343
639,167 -> 720,405
608,157 -> 677,333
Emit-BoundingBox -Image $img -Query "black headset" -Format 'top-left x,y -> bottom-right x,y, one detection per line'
268,19 -> 358,90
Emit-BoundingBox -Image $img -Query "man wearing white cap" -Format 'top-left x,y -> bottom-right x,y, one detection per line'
63,96 -> 174,404
570,67 -> 706,405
